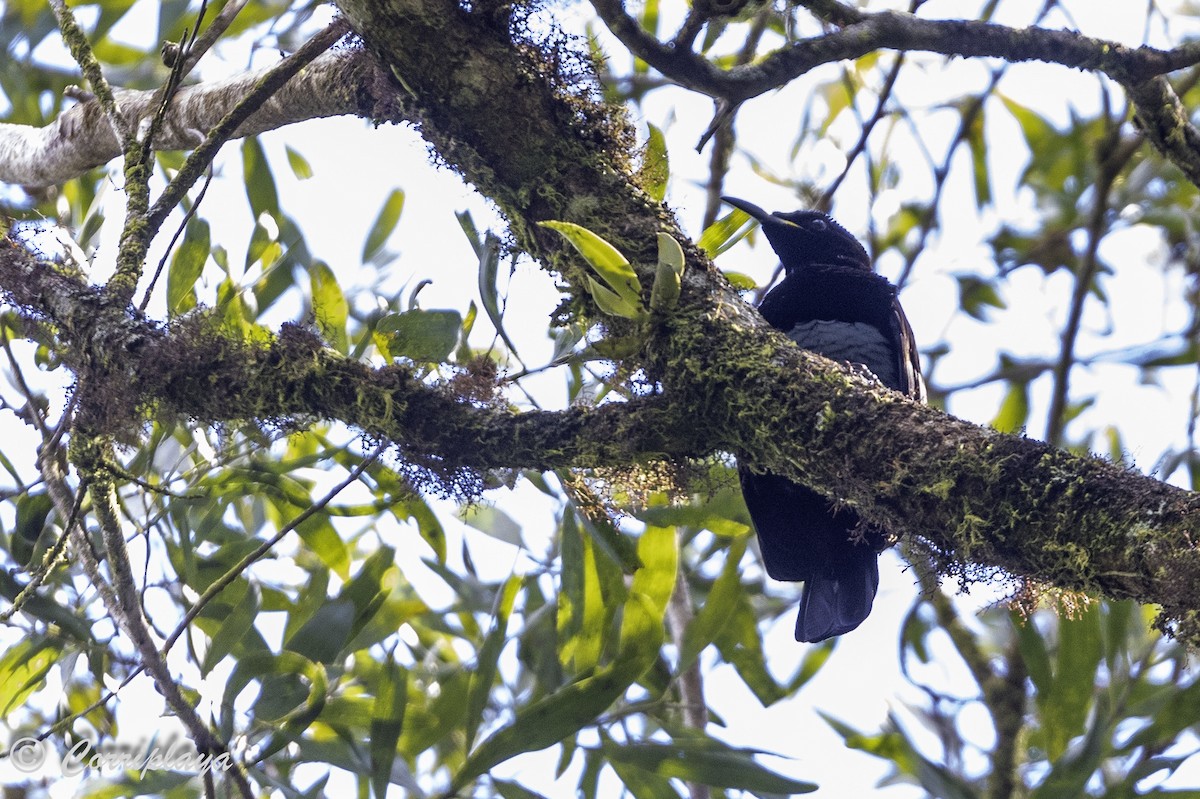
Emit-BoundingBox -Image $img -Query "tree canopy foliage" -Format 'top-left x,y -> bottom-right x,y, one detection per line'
3,0 -> 1200,797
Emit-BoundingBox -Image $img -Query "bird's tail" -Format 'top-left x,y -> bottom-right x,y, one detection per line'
794,551 -> 880,643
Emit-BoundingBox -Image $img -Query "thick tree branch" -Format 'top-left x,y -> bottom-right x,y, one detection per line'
4,0 -> 1200,645
5,217 -> 1200,642
330,0 -> 1200,643
0,48 -> 381,188
1127,76 -> 1200,188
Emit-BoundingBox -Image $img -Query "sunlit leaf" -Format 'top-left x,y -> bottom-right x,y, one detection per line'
540,220 -> 643,310
286,145 -> 314,180
363,189 -> 405,264
639,123 -> 669,202
167,217 -> 209,315
310,260 -> 349,353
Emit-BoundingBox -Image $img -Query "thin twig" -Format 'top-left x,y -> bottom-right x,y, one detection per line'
88,476 -> 255,799
138,168 -> 214,312
181,0 -> 249,76
48,0 -> 130,146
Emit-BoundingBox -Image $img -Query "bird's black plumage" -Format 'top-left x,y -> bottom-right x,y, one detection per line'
724,196 -> 924,643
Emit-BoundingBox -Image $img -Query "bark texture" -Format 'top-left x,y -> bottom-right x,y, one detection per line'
4,3 -> 1200,641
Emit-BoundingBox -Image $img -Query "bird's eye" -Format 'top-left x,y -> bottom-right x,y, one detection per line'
809,218 -> 827,232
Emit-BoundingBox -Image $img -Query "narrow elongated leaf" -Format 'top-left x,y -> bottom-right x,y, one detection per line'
602,739 -> 818,794
650,233 -> 684,313
466,574 -> 521,746
965,104 -> 991,208
558,510 -> 606,674
639,124 -> 669,202
202,580 -> 260,675
0,637 -> 58,715
363,189 -> 405,263
698,210 -> 752,258
224,651 -> 327,761
286,598 -> 356,664
370,657 -> 408,799
460,504 -> 522,546
285,145 -> 313,180
456,209 -> 483,257
242,138 -> 280,219
539,221 -> 643,309
310,260 -> 348,353
681,535 -> 747,668
587,276 -> 643,319
991,381 -> 1029,434
167,217 -> 209,315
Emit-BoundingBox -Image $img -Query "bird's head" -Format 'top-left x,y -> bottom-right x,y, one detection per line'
722,196 -> 869,273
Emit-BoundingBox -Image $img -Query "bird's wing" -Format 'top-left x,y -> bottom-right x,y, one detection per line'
891,297 -> 926,403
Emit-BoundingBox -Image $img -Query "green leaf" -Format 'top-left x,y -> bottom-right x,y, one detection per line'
460,504 -> 522,546
473,231 -> 525,362
964,103 -> 991,208
817,73 -> 854,136
722,271 -> 757,291
294,512 -> 351,579
378,308 -> 463,363
242,138 -> 280,220
456,209 -> 484,257
956,274 -> 1005,320
202,580 -> 260,675
602,739 -> 818,794
466,575 -> 521,746
0,637 -> 58,715
681,534 -> 747,668
13,491 -> 54,568
392,496 -> 447,564
1040,603 -> 1103,761
539,221 -> 643,309
370,657 -> 408,799
285,145 -> 313,180
167,216 -> 210,316
558,510 -> 606,674
639,123 -> 669,202
713,590 -> 787,706
341,546 -> 396,641
0,570 -> 93,642
310,261 -> 348,353
223,651 -> 327,760
991,381 -> 1029,434
494,780 -> 552,799
698,209 -> 752,258
363,188 -> 405,264
285,598 -> 356,664
452,528 -> 675,791
587,276 -> 644,319
649,233 -> 684,313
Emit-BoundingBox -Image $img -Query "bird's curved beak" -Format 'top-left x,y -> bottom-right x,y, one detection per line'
720,196 -> 796,229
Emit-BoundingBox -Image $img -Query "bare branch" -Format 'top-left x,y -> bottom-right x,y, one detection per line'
591,2 -> 1200,103
0,47 -> 376,188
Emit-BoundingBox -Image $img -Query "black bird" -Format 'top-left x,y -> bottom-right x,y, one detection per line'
724,196 -> 924,643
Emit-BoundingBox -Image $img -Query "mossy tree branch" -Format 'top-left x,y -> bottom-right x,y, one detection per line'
332,0 -> 1200,642
3,2 -> 1200,644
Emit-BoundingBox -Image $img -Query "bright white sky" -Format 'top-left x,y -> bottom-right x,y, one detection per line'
6,0 -> 1200,796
